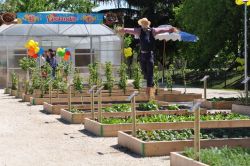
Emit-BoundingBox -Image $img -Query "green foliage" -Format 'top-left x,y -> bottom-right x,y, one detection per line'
137,128 -> 250,142
138,101 -> 159,111
118,63 -> 128,94
103,104 -> 131,112
153,66 -> 161,89
41,62 -> 52,76
57,61 -> 72,80
176,0 -> 242,70
19,57 -> 36,71
30,67 -> 41,91
73,69 -> 84,92
132,63 -> 143,89
101,113 -> 250,124
52,67 -> 67,93
166,104 -> 180,110
1,0 -> 96,13
166,64 -> 174,91
69,106 -> 83,114
184,146 -> 250,166
103,61 -> 114,95
11,72 -> 18,90
208,97 -> 236,102
124,35 -> 133,48
237,92 -> 250,105
88,62 -> 100,87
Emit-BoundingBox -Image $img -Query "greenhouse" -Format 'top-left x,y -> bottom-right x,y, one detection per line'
0,23 -> 121,88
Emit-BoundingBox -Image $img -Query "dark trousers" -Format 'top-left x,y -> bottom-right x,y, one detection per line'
140,51 -> 154,87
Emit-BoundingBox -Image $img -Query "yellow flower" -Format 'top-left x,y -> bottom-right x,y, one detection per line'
124,47 -> 133,58
235,0 -> 250,6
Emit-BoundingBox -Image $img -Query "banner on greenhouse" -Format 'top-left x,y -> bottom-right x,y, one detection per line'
17,12 -> 103,24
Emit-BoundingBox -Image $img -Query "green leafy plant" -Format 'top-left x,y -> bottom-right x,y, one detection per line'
101,112 -> 250,124
53,67 -> 67,93
138,101 -> 159,111
104,61 -> 114,95
19,57 -> 36,71
124,35 -> 133,48
208,97 -> 236,102
88,62 -> 100,87
41,62 -> 52,78
132,63 -> 143,89
237,92 -> 250,105
30,67 -> 41,92
73,69 -> 84,92
184,146 -> 250,166
136,127 -> 250,142
153,66 -> 161,94
57,61 -> 73,81
166,104 -> 180,110
103,104 -> 131,112
118,63 -> 128,94
166,64 -> 174,91
11,72 -> 18,90
69,106 -> 83,114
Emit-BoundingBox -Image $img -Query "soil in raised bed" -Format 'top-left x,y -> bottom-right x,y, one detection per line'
207,97 -> 237,102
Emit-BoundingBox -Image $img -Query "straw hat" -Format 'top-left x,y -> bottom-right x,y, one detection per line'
138,18 -> 151,27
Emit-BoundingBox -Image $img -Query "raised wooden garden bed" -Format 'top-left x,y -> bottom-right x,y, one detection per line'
61,109 -> 201,124
4,88 -> 10,94
43,100 -> 169,115
232,104 -> 250,116
10,89 -> 17,96
170,152 -> 208,166
195,99 -> 236,109
118,131 -> 250,156
164,93 -> 202,102
30,95 -> 149,105
84,117 -> 248,137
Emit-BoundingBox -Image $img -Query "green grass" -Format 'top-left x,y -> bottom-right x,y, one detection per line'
184,146 -> 250,166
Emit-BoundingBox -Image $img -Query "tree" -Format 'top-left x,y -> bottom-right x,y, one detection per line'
0,0 -> 96,13
175,0 -> 243,70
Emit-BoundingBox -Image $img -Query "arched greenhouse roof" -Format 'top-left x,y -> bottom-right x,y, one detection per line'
0,24 -> 117,37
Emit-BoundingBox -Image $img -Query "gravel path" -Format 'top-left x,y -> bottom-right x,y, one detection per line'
0,90 -> 168,166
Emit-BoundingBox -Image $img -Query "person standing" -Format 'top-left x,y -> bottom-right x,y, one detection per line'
117,18 -> 177,99
48,49 -> 57,78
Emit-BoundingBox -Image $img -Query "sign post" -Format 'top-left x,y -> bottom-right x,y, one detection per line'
127,91 -> 139,137
200,75 -> 209,100
241,77 -> 250,105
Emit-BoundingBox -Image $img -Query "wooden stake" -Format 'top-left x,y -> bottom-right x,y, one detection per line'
49,82 -> 52,104
97,89 -> 102,122
194,106 -> 200,161
132,96 -> 136,137
68,85 -> 72,111
91,90 -> 95,120
204,79 -> 207,100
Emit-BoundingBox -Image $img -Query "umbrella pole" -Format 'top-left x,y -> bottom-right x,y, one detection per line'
162,40 -> 166,84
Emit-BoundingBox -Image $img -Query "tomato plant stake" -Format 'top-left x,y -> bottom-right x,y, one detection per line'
68,85 -> 72,112
194,104 -> 201,161
96,86 -> 104,122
